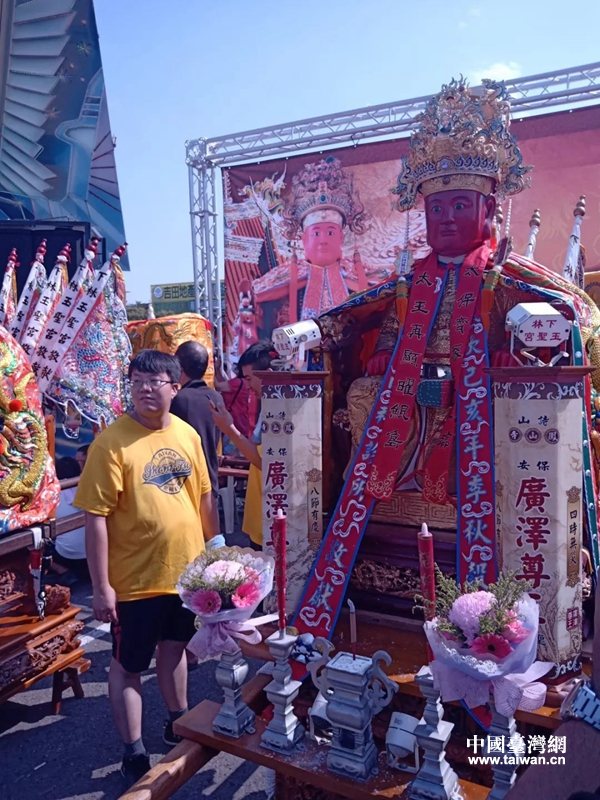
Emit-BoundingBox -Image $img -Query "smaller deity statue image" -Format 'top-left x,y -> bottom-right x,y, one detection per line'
252,157 -> 388,323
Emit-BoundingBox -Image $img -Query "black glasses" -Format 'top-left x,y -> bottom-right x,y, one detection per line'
129,379 -> 174,391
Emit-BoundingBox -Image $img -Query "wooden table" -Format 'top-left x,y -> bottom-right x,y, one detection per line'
121,674 -> 486,800
121,615 -> 573,799
174,696 -> 489,800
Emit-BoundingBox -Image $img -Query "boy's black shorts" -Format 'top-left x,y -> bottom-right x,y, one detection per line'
111,594 -> 196,674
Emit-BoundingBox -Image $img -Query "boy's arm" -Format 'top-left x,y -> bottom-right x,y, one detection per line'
210,399 -> 261,468
200,491 -> 220,544
85,512 -> 118,623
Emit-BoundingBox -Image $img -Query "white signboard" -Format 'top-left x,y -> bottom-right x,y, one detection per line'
494,375 -> 583,682
261,374 -> 325,614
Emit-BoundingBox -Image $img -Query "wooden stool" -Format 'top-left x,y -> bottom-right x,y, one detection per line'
51,656 -> 91,714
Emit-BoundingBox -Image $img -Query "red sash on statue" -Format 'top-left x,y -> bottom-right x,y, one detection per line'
293,246 -> 497,651
366,248 -> 489,504
302,262 -> 349,318
421,246 -> 491,504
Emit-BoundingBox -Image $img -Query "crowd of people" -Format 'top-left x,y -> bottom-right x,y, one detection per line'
52,341 -> 274,787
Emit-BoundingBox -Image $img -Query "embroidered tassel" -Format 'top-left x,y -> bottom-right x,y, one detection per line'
396,276 -> 408,326
482,267 -> 501,332
490,203 -> 503,256
489,222 -> 498,254
60,260 -> 69,289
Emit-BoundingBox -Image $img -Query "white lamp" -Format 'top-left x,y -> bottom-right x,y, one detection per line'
505,302 -> 572,367
271,319 -> 322,371
386,711 -> 421,773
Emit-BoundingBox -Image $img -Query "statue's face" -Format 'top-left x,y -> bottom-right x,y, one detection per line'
302,222 -> 344,266
425,189 -> 496,258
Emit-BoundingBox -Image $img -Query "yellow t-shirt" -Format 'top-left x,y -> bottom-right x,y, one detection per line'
74,414 -> 211,601
242,445 -> 262,546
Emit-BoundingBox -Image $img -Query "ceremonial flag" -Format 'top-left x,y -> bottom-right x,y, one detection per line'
0,249 -> 18,329
25,240 -> 98,372
39,245 -> 132,429
10,240 -> 48,342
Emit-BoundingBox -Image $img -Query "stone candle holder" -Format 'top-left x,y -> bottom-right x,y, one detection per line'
409,666 -> 461,800
260,630 -> 305,752
212,645 -> 255,739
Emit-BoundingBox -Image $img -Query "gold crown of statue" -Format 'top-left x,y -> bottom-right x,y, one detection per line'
283,156 -> 370,240
393,77 -> 531,211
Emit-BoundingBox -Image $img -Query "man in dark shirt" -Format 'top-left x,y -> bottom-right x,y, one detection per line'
171,342 -> 221,502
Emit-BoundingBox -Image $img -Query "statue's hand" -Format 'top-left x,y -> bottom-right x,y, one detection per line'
366,350 -> 392,377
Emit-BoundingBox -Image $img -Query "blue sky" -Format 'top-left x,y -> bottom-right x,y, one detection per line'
94,0 -> 600,303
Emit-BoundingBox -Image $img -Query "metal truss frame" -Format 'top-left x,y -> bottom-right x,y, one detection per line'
186,61 -> 600,335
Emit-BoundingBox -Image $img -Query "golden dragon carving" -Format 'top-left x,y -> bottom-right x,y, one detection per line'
0,343 -> 46,510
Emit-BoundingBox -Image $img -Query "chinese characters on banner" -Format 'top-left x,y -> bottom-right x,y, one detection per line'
493,375 -> 584,683
261,373 -> 325,614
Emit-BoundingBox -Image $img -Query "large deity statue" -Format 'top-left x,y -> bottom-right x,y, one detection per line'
252,157 -> 388,322
315,78 -> 600,591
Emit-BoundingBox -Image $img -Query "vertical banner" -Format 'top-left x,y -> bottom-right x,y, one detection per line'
492,368 -> 588,683
260,372 -> 327,614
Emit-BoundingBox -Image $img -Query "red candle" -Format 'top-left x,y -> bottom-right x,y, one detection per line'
273,508 -> 287,635
418,523 -> 436,662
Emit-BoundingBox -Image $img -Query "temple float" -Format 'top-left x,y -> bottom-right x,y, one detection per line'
241,76 -> 600,797
124,77 -> 600,800
294,79 -> 600,690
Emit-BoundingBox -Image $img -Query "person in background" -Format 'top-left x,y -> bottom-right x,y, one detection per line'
171,341 -> 223,514
75,444 -> 89,472
210,341 -> 276,549
49,457 -> 87,586
213,347 -> 251,452
74,350 -> 221,788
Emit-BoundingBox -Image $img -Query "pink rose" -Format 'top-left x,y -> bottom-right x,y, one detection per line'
441,630 -> 459,642
502,620 -> 529,643
243,567 -> 260,584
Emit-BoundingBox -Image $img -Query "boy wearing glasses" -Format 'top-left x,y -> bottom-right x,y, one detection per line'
74,350 -> 220,787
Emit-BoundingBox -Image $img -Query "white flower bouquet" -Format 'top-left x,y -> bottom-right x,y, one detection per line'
418,568 -> 552,716
176,546 -> 274,661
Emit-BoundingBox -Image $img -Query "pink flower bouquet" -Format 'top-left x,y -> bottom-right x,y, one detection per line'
176,546 -> 274,661
419,569 -> 552,716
